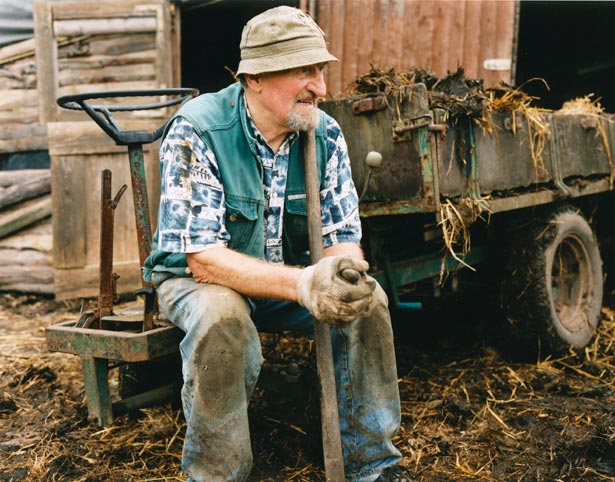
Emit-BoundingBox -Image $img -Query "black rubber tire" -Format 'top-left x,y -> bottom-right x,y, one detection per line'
501,207 -> 603,353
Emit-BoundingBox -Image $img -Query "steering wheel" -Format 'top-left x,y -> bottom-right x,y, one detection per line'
56,88 -> 199,145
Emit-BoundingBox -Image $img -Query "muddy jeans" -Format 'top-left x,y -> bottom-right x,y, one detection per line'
151,272 -> 402,482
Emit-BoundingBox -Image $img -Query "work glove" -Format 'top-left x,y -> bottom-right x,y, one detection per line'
297,256 -> 377,327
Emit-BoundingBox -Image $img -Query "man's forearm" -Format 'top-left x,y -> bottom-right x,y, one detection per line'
186,243 -> 364,302
187,247 -> 302,301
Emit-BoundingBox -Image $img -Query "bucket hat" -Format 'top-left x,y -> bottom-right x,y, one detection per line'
236,6 -> 338,76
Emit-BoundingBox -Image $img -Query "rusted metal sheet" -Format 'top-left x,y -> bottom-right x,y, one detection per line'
315,0 -> 518,97
474,112 -> 554,192
554,114 -> 612,180
320,83 -> 434,214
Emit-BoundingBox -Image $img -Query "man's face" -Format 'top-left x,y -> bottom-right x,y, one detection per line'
256,63 -> 327,132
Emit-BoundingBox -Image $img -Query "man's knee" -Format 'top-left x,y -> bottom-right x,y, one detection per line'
157,277 -> 252,334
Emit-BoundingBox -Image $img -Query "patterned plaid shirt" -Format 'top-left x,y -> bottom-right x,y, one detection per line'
157,108 -> 361,264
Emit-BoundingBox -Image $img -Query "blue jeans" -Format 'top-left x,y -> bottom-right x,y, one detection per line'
151,273 -> 401,482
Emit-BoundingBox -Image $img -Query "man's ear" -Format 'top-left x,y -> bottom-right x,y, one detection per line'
244,74 -> 263,93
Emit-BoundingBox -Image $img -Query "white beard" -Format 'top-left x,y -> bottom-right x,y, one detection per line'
286,106 -> 319,131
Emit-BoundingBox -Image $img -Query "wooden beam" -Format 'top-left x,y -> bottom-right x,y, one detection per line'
33,1 -> 59,125
0,169 -> 49,188
0,172 -> 51,210
54,260 -> 143,300
0,195 -> 52,239
54,17 -> 157,37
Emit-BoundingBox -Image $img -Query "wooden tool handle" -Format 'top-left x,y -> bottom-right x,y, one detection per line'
303,129 -> 345,482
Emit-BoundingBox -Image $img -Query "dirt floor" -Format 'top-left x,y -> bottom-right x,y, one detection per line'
1,292 -> 615,482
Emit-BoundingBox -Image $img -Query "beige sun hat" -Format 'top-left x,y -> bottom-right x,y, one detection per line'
236,6 -> 338,76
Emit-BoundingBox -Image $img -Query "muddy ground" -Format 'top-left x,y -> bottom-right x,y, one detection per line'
1,291 -> 614,482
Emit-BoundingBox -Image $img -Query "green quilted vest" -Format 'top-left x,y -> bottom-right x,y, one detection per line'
143,82 -> 329,281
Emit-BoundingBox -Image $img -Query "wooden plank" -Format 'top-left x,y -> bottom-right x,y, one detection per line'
447,1 -> 467,72
79,146 -> 160,267
385,0 -> 404,71
54,260 -> 144,300
51,155 -> 86,268
402,0 -> 421,69
327,0 -> 345,96
0,195 -> 52,239
0,265 -> 54,295
33,1 -> 59,125
493,0 -> 516,86
54,17 -> 157,37
371,0 -> 385,70
341,0 -> 359,87
416,0 -> 436,70
357,0 -> 376,76
170,3 -> 182,87
0,75 -> 37,90
50,0 -> 161,20
73,33 -> 155,57
0,123 -> 47,140
155,3 -> 174,89
0,38 -> 36,66
0,107 -> 39,123
0,137 -> 48,154
0,169 -> 49,188
59,50 -> 156,71
431,0 -> 453,76
47,120 -> 164,156
57,62 -> 156,86
58,80 -> 159,97
0,219 -> 52,252
0,89 -> 40,110
0,248 -> 51,266
478,0 -> 498,85
0,172 -> 51,210
462,0 -> 482,78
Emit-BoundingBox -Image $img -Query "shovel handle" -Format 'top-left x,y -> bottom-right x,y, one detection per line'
303,129 -> 345,482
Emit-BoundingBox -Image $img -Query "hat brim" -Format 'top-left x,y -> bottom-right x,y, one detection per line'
236,48 -> 338,76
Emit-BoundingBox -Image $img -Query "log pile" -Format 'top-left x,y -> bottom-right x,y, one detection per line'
0,38 -> 47,154
0,169 -> 53,295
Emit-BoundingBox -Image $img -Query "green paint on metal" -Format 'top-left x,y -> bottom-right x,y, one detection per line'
82,357 -> 113,426
418,124 -> 436,209
112,383 -> 180,417
45,322 -> 183,362
373,246 -> 487,288
128,143 -> 153,270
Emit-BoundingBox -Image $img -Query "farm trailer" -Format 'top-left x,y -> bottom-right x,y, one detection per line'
45,81 -> 615,426
321,82 -> 615,353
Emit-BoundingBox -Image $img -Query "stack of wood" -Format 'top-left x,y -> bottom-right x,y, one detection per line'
0,37 -> 47,153
0,169 -> 53,295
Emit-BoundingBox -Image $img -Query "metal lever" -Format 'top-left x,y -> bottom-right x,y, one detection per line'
359,151 -> 383,201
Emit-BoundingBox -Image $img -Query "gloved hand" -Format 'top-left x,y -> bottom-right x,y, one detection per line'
296,256 -> 377,327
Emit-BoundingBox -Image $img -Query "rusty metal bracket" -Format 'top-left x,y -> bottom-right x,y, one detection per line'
351,95 -> 387,115
428,123 -> 448,140
392,114 -> 433,142
97,170 -> 127,325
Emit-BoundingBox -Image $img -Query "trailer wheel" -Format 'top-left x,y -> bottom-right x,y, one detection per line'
502,208 -> 603,353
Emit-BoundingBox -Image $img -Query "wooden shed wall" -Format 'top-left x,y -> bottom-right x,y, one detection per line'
0,39 -> 46,153
310,0 -> 518,96
32,0 -> 180,300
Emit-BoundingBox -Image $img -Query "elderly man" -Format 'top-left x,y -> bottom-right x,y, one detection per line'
144,6 -> 408,482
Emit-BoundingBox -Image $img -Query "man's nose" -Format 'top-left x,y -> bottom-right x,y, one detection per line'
307,70 -> 327,98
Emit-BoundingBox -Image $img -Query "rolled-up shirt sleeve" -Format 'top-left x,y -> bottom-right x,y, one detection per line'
320,117 -> 362,248
157,117 -> 229,253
